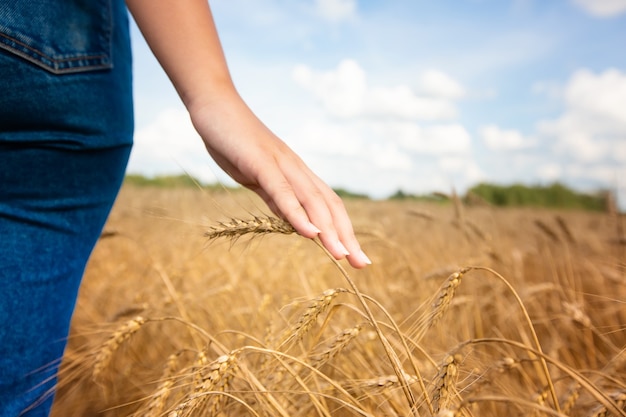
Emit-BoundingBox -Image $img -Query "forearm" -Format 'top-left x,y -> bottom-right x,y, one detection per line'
125,0 -> 370,268
125,0 -> 236,111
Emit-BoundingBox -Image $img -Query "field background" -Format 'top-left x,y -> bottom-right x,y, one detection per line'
51,184 -> 625,416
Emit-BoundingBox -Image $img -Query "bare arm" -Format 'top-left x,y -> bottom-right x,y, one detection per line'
126,0 -> 370,268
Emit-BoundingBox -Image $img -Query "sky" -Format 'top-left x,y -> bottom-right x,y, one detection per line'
126,0 -> 626,208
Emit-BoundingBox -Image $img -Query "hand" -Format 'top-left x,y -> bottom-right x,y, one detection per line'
126,0 -> 369,267
189,92 -> 371,269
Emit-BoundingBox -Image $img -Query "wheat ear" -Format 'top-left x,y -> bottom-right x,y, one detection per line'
92,316 -> 146,382
142,352 -> 181,417
590,391 -> 626,417
280,288 -> 347,347
205,216 -> 295,240
431,354 -> 462,413
311,324 -> 362,367
172,352 -> 238,417
428,268 -> 470,328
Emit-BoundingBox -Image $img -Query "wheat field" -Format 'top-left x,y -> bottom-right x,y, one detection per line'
50,184 -> 625,416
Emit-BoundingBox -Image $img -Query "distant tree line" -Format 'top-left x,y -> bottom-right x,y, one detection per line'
124,174 -> 233,190
385,182 -> 611,211
125,174 -> 612,211
465,182 -> 609,211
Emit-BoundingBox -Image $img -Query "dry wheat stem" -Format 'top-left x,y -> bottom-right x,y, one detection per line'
239,345 -> 371,413
534,219 -> 560,243
469,266 -> 561,413
591,391 -> 626,417
311,238 -> 423,416
359,292 -> 435,404
153,262 -> 204,351
455,395 -> 569,417
457,337 -> 626,416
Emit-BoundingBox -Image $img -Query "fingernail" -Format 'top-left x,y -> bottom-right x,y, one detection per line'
337,241 -> 350,256
308,222 -> 322,235
359,249 -> 372,265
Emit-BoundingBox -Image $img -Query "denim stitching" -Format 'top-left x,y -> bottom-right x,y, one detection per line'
0,0 -> 113,74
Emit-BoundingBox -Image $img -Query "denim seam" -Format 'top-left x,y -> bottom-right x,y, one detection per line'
0,0 -> 114,74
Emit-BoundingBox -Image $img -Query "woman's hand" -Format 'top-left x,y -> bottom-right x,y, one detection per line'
189,92 -> 371,268
127,0 -> 370,268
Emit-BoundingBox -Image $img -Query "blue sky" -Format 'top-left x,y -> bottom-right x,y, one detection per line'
127,0 -> 626,207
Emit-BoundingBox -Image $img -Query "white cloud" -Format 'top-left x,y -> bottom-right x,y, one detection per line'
127,107 -> 230,185
480,124 -> 537,151
365,86 -> 458,120
293,60 -> 366,118
537,68 -> 626,163
416,124 -> 472,154
567,164 -> 624,186
565,68 -> 626,133
572,0 -> 626,17
371,122 -> 471,155
293,59 -> 462,121
315,0 -> 357,22
418,70 -> 466,100
536,163 -> 562,182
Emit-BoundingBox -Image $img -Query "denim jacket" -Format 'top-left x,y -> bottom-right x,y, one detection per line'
0,0 -> 134,149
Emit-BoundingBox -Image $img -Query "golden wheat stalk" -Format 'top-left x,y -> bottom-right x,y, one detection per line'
205,216 -> 296,241
92,316 -> 146,382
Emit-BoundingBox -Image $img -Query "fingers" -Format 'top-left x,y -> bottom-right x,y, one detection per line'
255,161 -> 371,269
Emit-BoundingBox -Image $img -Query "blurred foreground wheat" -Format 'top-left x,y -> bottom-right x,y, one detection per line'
51,186 -> 625,416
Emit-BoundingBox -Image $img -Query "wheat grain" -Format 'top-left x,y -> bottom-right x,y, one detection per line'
431,354 -> 462,413
356,372 -> 419,391
563,301 -> 592,328
555,215 -> 576,244
205,216 -> 295,241
142,352 -> 181,417
170,353 -> 238,417
561,383 -> 581,415
311,324 -> 362,366
534,219 -> 560,243
429,268 -> 471,327
280,288 -> 347,346
92,316 -> 146,382
195,354 -> 236,392
590,391 -> 626,417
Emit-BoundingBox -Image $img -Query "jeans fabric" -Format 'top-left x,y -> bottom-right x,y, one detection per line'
0,0 -> 134,415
